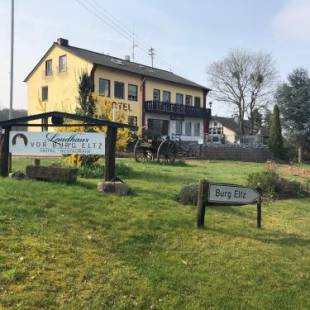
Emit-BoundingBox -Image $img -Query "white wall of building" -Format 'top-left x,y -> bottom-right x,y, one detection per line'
145,113 -> 204,143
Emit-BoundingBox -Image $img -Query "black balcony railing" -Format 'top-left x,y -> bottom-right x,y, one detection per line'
144,101 -> 211,118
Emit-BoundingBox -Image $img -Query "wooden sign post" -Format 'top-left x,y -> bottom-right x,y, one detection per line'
0,111 -> 137,181
197,179 -> 262,229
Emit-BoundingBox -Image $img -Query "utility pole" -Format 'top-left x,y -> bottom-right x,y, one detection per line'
9,0 -> 14,120
132,33 -> 138,62
148,47 -> 155,68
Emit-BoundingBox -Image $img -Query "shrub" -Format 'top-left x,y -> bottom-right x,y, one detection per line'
78,161 -> 134,179
247,168 -> 305,199
178,183 -> 199,205
247,170 -> 279,198
78,164 -> 103,179
116,161 -> 134,178
275,178 -> 304,199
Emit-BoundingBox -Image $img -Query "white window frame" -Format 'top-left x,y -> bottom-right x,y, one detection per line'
45,59 -> 52,76
99,79 -> 110,97
194,122 -> 200,136
175,120 -> 183,135
59,55 -> 67,72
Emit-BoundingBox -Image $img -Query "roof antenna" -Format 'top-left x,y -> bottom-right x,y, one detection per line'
132,33 -> 138,62
148,47 -> 155,68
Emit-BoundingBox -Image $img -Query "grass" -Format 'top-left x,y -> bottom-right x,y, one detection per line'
0,159 -> 309,309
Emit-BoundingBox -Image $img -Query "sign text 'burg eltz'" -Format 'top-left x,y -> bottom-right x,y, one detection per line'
208,184 -> 259,204
9,131 -> 105,156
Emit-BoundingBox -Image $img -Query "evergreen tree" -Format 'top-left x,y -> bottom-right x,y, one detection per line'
268,104 -> 283,158
276,68 -> 310,163
77,72 -> 96,117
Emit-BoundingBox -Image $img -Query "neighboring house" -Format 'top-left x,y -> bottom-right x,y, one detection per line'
208,116 -> 269,144
24,38 -> 211,142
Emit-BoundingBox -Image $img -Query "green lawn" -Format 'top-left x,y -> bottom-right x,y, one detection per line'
0,159 -> 309,309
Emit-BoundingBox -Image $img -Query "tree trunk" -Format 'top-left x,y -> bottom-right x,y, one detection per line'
298,145 -> 303,164
250,108 -> 254,135
239,112 -> 244,135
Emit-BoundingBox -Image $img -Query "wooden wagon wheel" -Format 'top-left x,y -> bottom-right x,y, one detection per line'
157,140 -> 177,164
134,139 -> 153,162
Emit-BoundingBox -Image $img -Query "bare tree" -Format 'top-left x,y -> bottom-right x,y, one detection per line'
207,50 -> 277,135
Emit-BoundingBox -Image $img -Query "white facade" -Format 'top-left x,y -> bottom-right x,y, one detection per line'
145,112 -> 204,143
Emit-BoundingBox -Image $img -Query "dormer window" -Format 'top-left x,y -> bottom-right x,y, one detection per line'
59,55 -> 67,72
45,59 -> 52,76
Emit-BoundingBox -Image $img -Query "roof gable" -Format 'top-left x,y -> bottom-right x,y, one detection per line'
212,116 -> 251,134
23,43 -> 92,82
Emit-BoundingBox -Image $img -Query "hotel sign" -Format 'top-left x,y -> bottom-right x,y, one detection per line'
102,98 -> 133,112
9,131 -> 105,156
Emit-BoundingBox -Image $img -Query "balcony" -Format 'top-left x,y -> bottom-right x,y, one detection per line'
144,101 -> 211,118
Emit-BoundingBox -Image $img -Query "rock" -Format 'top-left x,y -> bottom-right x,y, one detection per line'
97,181 -> 129,196
9,171 -> 26,180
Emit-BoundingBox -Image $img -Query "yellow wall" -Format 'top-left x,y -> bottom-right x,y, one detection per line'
145,79 -> 205,107
223,127 -> 236,143
93,67 -> 144,129
26,46 -> 206,135
27,45 -> 93,130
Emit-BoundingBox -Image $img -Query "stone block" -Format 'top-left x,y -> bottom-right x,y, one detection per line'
26,166 -> 78,183
9,171 -> 26,180
97,181 -> 129,195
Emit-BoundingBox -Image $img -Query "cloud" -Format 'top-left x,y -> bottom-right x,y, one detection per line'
273,0 -> 310,41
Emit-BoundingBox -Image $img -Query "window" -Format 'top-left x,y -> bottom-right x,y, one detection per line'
42,86 -> 48,101
148,119 -> 169,136
175,120 -> 183,135
59,55 -> 67,72
194,97 -> 201,107
176,93 -> 184,105
163,91 -> 171,103
114,81 -> 125,99
128,84 -> 138,101
99,79 -> 110,96
194,122 -> 200,136
45,59 -> 52,76
185,95 -> 193,105
153,89 -> 161,101
128,116 -> 137,126
185,121 -> 192,136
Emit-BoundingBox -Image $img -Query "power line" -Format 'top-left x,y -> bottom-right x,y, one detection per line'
88,0 -> 151,52
74,0 -> 134,45
74,0 -> 176,71
80,0 -> 149,54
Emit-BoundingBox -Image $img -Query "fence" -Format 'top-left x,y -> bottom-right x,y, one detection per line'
207,134 -> 267,145
199,143 -> 273,162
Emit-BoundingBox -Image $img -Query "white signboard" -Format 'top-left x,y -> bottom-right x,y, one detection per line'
9,131 -> 105,156
208,184 -> 259,204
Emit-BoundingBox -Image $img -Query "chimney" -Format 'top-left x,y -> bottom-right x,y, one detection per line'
124,55 -> 130,62
57,38 -> 69,46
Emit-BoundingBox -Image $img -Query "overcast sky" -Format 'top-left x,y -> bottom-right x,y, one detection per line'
0,0 -> 309,115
